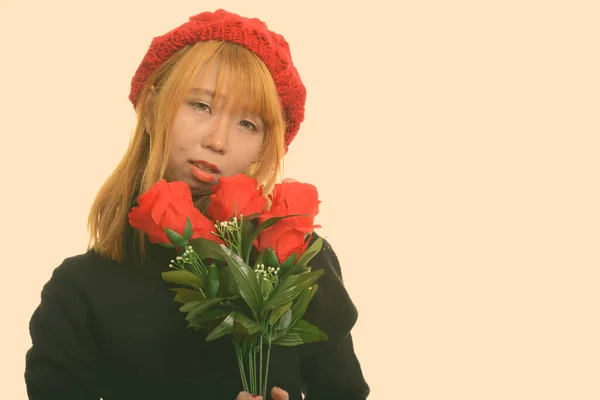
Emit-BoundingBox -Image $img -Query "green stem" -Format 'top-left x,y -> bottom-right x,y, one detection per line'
259,336 -> 263,397
263,339 -> 272,397
237,355 -> 248,392
188,253 -> 208,284
254,343 -> 258,395
250,344 -> 255,394
247,343 -> 252,394
236,346 -> 249,392
238,216 -> 243,259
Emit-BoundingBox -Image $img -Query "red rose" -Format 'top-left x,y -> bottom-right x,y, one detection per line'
255,179 -> 321,263
206,174 -> 267,223
128,180 -> 219,244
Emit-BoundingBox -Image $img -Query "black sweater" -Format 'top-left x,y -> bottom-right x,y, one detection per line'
25,231 -> 369,400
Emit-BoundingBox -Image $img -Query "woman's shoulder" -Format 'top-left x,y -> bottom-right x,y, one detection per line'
50,249 -> 123,278
42,248 -> 142,297
307,232 -> 344,279
302,232 -> 359,348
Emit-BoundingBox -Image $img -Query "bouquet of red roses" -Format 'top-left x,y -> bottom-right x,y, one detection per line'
128,174 -> 328,397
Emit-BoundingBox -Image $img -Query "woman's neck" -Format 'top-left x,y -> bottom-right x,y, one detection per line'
193,194 -> 211,214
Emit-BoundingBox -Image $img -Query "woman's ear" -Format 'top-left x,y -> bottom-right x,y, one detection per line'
143,85 -> 158,135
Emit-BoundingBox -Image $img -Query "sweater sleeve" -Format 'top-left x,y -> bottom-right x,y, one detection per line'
25,258 -> 101,400
298,237 -> 370,400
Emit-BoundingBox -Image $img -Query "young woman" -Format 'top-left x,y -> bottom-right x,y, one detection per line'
25,9 -> 369,400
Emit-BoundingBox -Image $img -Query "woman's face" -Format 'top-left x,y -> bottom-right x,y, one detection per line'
164,63 -> 266,196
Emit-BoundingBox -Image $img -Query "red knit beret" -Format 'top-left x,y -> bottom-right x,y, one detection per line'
129,9 -> 306,152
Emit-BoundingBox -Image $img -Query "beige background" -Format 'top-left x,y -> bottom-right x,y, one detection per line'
1,0 -> 599,398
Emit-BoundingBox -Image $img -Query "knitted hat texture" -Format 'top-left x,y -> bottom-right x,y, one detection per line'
129,9 -> 306,152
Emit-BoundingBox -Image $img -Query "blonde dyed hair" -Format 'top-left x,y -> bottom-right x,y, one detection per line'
88,40 -> 287,262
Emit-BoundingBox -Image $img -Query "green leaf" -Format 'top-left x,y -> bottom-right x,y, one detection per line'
165,227 -> 185,247
289,284 -> 319,329
268,301 -> 293,325
290,284 -> 318,332
183,217 -> 193,241
271,320 -> 328,347
264,269 -> 324,310
266,248 -> 281,269
194,307 -> 230,322
294,236 -> 323,270
279,253 -> 298,271
190,238 -> 225,262
187,319 -> 217,331
276,308 -> 292,331
206,312 -> 236,341
279,236 -> 323,277
181,297 -> 224,321
271,284 -> 320,341
239,218 -> 256,262
188,307 -> 230,331
261,278 -> 273,299
158,242 -> 177,249
171,288 -> 205,303
233,313 -> 263,337
208,264 -> 220,298
219,245 -> 263,320
308,283 -> 319,303
180,300 -> 201,312
255,248 -> 267,266
162,270 -> 204,289
216,266 -> 238,298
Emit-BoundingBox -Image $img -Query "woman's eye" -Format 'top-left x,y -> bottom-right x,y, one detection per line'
191,102 -> 211,114
239,119 -> 258,132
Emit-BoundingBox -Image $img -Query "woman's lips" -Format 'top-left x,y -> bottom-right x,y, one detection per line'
191,159 -> 220,173
189,161 -> 217,183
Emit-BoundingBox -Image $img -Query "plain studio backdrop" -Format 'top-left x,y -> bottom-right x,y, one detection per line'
1,0 -> 599,399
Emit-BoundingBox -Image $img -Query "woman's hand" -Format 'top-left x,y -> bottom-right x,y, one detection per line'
235,386 -> 289,400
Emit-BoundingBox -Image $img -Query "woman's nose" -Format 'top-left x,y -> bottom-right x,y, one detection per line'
201,119 -> 229,153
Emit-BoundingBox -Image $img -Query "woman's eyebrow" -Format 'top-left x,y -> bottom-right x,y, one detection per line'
188,88 -> 227,100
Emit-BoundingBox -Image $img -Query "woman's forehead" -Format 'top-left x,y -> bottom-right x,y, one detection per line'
187,62 -> 266,112
190,62 -> 236,97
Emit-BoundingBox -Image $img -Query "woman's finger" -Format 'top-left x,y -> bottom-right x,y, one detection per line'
271,386 -> 289,400
235,391 -> 262,400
